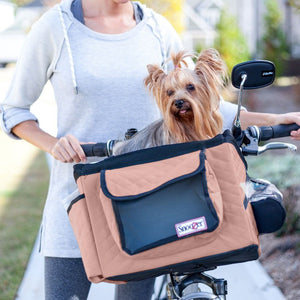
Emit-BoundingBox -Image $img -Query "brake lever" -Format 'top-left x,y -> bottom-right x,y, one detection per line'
256,142 -> 297,155
240,128 -> 259,155
241,127 -> 297,155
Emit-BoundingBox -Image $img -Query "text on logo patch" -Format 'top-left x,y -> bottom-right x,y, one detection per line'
261,71 -> 274,77
175,216 -> 207,238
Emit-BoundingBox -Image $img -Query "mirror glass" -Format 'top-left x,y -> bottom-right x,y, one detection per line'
231,60 -> 275,90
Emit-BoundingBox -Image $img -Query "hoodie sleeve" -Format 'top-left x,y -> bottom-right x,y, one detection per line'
0,8 -> 63,138
219,97 -> 248,131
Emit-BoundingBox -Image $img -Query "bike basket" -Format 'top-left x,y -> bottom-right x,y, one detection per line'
69,131 -> 260,283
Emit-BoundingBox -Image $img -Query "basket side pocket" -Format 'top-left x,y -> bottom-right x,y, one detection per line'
68,193 -> 104,283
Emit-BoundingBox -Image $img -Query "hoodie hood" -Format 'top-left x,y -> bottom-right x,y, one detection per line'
57,0 -> 167,94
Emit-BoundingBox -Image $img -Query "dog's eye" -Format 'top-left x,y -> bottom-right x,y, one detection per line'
167,90 -> 174,97
186,84 -> 195,91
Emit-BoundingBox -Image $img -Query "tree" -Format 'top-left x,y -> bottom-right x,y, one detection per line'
213,8 -> 250,73
260,0 -> 290,76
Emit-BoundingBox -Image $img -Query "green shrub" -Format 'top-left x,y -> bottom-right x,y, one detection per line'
213,8 -> 250,73
260,0 -> 290,76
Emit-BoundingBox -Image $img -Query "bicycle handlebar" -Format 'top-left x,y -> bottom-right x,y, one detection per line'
258,123 -> 300,141
81,143 -> 109,157
247,123 -> 300,142
80,124 -> 300,157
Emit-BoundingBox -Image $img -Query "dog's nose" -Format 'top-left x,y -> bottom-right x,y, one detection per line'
174,100 -> 184,109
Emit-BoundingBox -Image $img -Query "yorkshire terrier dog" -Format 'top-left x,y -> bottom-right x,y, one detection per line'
113,48 -> 227,155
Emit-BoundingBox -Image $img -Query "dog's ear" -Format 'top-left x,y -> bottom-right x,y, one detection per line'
144,64 -> 166,95
194,48 -> 227,83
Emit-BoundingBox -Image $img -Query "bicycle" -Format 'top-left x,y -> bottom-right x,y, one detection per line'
79,60 -> 299,300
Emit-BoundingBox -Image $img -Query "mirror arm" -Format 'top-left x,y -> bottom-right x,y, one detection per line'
234,73 -> 247,128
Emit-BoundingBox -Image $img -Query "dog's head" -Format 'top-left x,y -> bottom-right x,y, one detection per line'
144,49 -> 227,143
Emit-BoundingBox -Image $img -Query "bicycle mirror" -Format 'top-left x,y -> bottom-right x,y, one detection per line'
231,60 -> 275,90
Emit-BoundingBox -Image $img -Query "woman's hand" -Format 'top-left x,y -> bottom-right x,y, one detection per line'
50,134 -> 87,163
275,112 -> 300,140
291,129 -> 300,140
12,121 -> 87,163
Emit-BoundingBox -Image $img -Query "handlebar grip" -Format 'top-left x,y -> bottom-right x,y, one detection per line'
259,123 -> 300,141
81,143 -> 108,157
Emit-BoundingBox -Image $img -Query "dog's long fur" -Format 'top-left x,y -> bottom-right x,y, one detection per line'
113,49 -> 227,155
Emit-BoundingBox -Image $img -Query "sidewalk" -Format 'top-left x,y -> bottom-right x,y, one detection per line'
16,237 -> 286,300
15,237 -> 115,300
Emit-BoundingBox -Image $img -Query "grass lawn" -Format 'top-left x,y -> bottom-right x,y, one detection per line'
0,148 -> 48,300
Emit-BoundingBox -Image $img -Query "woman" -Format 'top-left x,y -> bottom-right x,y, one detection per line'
1,0 -> 300,299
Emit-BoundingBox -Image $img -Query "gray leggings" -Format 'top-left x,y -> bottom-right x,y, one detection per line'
44,257 -> 155,300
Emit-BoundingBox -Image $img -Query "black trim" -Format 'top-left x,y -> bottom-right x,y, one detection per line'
243,196 -> 249,209
67,194 -> 85,214
107,244 -> 259,282
251,198 -> 286,234
73,130 -> 247,181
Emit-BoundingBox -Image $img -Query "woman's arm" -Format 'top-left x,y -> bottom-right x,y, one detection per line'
12,120 -> 86,163
1,10 -> 86,163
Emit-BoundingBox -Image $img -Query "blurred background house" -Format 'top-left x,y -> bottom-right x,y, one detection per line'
0,0 -> 48,67
183,0 -> 300,56
182,0 -> 300,76
0,0 -> 16,31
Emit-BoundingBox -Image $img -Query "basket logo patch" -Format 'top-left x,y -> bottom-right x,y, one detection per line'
175,216 -> 207,238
